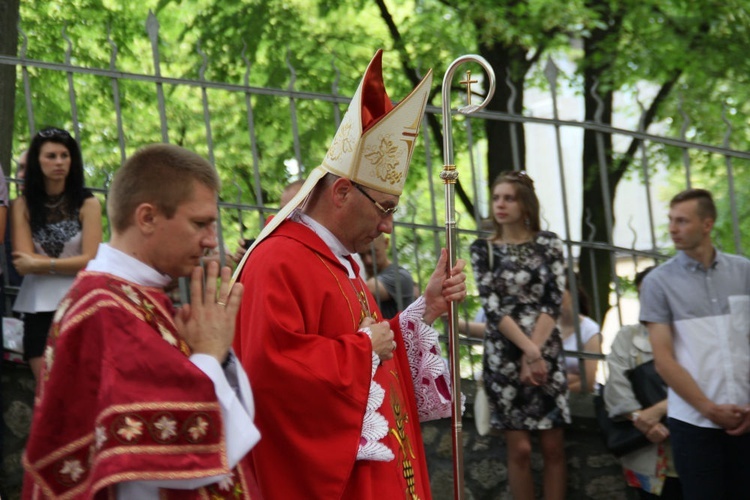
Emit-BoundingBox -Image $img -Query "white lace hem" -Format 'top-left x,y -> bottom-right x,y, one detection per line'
400,296 -> 462,421
355,298 -> 462,462
356,328 -> 393,462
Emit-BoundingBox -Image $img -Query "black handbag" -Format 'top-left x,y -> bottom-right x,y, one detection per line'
594,360 -> 667,457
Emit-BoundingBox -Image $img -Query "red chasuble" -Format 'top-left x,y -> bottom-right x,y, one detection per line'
22,272 -> 256,499
234,220 -> 433,500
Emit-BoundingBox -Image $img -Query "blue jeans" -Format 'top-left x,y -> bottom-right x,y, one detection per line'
668,417 -> 750,500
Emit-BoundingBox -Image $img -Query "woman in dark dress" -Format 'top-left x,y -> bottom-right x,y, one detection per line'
470,171 -> 569,500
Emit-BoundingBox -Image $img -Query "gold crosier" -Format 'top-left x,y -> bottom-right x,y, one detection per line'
440,58 -> 496,500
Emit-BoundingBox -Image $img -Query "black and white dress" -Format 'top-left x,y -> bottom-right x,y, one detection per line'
470,231 -> 570,430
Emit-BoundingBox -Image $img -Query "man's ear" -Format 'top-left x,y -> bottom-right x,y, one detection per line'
703,216 -> 715,234
134,203 -> 159,234
331,177 -> 353,208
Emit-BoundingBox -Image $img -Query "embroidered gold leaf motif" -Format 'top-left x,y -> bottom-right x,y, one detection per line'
217,472 -> 235,492
158,323 -> 179,346
328,121 -> 354,161
95,425 -> 108,450
141,300 -> 155,322
153,415 -> 178,441
121,285 -> 140,305
188,416 -> 209,440
59,459 -> 85,483
116,416 -> 144,442
365,135 -> 403,185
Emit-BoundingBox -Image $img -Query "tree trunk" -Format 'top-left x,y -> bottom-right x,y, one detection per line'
0,0 -> 21,177
478,41 -> 529,193
579,0 -> 622,325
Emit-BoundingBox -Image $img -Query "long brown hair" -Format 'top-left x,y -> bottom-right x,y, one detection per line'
490,170 -> 541,240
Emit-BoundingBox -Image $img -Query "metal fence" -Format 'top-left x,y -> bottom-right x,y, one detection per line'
2,12 -> 749,391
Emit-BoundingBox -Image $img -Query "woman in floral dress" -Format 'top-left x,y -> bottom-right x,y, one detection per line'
470,171 -> 569,500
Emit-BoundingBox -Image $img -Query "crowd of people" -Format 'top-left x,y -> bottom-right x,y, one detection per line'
1,49 -> 748,500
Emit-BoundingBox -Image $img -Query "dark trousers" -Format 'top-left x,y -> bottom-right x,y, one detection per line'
635,476 -> 683,499
668,417 -> 750,500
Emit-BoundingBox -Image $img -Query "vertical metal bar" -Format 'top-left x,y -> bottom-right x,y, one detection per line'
234,181 -> 245,241
678,93 -> 691,188
390,232 -> 407,313
241,43 -> 265,232
146,11 -> 169,143
331,57 -> 342,128
145,11 -> 177,301
506,73 -> 521,171
584,210 -> 602,323
107,25 -> 127,164
62,25 -> 81,142
197,41 -> 226,267
19,26 -> 35,135
102,172 -> 113,232
722,103 -> 742,255
628,216 -> 639,272
546,58 -> 589,390
465,118 -> 482,228
286,50 -> 303,171
636,96 -> 657,251
591,80 -> 622,330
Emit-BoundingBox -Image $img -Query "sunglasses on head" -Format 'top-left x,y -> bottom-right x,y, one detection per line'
38,128 -> 72,140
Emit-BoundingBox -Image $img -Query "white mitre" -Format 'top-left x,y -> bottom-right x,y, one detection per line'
232,49 -> 433,285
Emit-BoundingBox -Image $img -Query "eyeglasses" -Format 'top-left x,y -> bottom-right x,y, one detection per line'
38,128 -> 72,139
353,183 -> 398,217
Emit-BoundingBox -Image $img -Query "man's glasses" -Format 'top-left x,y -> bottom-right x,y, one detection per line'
38,128 -> 72,139
353,183 -> 398,217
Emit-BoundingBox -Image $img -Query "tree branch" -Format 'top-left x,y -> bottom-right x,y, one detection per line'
373,0 -> 474,214
612,68 -> 683,184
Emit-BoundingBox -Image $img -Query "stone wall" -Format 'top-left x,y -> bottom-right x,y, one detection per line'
1,365 -> 635,499
422,415 -> 634,499
1,361 -> 34,500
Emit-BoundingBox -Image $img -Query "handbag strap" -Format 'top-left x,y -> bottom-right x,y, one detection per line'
486,239 -> 494,270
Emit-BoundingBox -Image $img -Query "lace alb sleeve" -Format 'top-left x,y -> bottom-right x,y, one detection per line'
399,296 -> 461,421
355,327 -> 395,462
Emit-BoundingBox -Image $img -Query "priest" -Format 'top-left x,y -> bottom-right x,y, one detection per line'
233,50 -> 466,499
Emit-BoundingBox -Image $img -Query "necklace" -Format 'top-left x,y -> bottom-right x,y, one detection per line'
44,193 -> 70,224
45,193 -> 66,209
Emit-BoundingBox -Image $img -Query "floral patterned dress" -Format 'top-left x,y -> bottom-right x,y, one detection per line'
470,231 -> 570,430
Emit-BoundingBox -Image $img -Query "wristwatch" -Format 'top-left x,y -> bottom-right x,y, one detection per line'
630,411 -> 641,423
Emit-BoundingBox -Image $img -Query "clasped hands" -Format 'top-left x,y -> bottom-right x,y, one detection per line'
175,261 -> 244,363
632,404 -> 670,443
704,403 -> 750,436
520,345 -> 547,386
